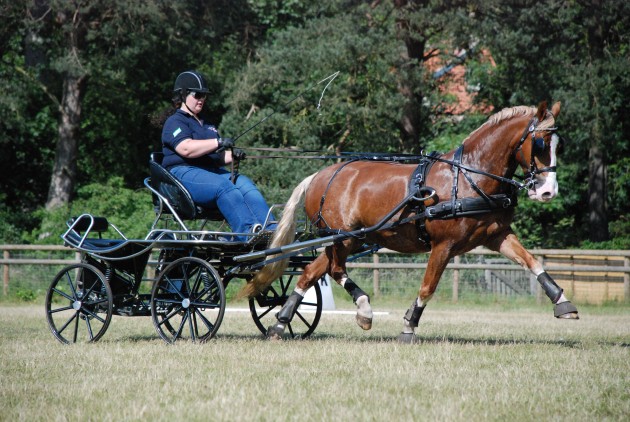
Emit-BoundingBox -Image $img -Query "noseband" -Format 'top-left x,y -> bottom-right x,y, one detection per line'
515,116 -> 559,190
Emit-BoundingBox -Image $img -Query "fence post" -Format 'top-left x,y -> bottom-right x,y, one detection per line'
484,268 -> 492,295
3,250 -> 8,296
373,253 -> 380,298
625,257 -> 629,304
536,255 -> 544,304
452,256 -> 460,303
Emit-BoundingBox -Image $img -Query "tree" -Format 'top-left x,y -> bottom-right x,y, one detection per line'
471,0 -> 630,244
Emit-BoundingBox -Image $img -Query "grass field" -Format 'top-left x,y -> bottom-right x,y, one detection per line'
1,301 -> 629,421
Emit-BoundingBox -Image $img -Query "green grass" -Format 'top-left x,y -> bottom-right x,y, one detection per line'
1,302 -> 629,421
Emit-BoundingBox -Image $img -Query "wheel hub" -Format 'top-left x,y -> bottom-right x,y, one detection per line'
181,298 -> 190,309
72,300 -> 82,310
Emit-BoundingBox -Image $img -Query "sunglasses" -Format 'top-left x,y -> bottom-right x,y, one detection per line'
189,91 -> 207,100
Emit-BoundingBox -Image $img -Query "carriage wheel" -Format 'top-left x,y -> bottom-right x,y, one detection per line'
45,263 -> 113,344
249,273 -> 323,339
151,257 -> 225,343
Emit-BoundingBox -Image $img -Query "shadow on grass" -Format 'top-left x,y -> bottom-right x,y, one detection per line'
113,327 -> 630,348
115,332 -> 628,349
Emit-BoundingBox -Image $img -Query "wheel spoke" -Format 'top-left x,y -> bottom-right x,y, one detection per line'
163,275 -> 186,300
66,271 -> 78,298
158,306 -> 183,328
81,307 -> 107,324
73,313 -> 79,342
49,305 -> 74,314
84,314 -> 95,340
256,306 -> 275,319
174,311 -> 188,341
57,311 -> 79,335
193,307 -> 215,333
294,310 -> 313,328
51,287 -> 75,302
189,310 -> 197,341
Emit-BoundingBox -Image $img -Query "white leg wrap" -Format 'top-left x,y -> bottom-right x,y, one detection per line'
555,293 -> 568,304
402,318 -> 415,334
355,295 -> 373,319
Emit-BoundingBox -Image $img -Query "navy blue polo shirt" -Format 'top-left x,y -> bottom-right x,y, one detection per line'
161,109 -> 223,169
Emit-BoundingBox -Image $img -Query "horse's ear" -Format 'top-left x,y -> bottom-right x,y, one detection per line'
551,101 -> 561,118
536,101 -> 548,121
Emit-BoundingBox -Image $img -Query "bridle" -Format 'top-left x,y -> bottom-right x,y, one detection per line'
514,115 -> 559,190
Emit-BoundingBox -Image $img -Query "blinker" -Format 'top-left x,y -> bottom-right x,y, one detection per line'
532,136 -> 546,155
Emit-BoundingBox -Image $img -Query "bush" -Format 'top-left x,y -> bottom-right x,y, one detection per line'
24,177 -> 156,245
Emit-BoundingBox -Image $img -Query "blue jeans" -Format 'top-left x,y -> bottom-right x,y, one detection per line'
169,165 -> 274,240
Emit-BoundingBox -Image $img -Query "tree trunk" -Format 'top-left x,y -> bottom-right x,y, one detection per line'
392,0 -> 426,152
588,144 -> 609,241
46,74 -> 85,209
585,0 -> 609,242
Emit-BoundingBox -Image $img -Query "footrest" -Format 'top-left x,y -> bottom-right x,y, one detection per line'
248,230 -> 274,246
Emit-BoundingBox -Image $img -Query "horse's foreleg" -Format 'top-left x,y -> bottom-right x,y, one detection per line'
266,254 -> 329,340
398,244 -> 451,343
492,232 -> 579,319
328,243 -> 373,330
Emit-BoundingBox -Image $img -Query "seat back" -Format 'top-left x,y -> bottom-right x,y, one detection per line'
149,152 -> 223,221
149,152 -> 198,219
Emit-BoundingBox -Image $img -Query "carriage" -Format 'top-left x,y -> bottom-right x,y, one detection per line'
44,152 -> 331,344
45,101 -> 579,345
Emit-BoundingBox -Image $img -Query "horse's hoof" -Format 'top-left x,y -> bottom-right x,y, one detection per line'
557,312 -> 579,320
397,332 -> 416,344
356,314 -> 372,330
266,324 -> 285,340
554,301 -> 579,319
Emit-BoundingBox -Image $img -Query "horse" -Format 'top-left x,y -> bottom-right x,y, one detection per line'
240,101 -> 578,342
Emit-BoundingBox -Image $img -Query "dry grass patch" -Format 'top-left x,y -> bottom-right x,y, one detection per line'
1,303 -> 629,421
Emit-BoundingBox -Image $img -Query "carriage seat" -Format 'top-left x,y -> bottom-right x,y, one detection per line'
149,152 -> 224,221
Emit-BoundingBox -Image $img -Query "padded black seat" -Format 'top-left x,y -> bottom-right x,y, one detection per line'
149,152 -> 224,221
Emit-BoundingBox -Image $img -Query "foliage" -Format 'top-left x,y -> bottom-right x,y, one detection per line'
471,0 -> 630,244
23,177 -> 155,244
0,0 -> 629,248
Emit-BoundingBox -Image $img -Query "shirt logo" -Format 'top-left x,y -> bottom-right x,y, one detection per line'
173,127 -> 182,137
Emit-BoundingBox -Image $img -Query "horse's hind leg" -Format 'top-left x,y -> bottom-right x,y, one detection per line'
327,242 -> 373,330
398,244 -> 451,344
266,241 -> 373,339
266,250 -> 335,339
491,231 -> 579,319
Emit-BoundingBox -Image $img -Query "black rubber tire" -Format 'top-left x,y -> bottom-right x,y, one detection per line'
150,257 -> 225,343
249,273 -> 323,339
45,263 -> 113,344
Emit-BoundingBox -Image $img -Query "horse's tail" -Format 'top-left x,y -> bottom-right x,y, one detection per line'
238,172 -> 318,298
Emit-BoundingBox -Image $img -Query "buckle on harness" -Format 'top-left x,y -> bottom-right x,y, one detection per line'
411,187 -> 437,203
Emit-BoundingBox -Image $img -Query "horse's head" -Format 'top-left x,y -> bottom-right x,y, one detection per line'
514,101 -> 563,202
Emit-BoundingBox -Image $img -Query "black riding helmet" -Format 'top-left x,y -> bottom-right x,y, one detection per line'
173,70 -> 210,95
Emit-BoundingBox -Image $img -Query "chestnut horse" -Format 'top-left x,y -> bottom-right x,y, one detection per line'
242,101 -> 578,342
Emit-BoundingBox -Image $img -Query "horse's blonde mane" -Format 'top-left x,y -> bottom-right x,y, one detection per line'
462,105 -> 555,144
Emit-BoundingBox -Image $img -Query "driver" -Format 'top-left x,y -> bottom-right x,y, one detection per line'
160,70 -> 274,241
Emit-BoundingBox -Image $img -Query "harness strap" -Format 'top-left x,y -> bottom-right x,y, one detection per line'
407,152 -> 440,247
425,194 -> 515,219
451,146 -> 463,213
313,158 -> 359,229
